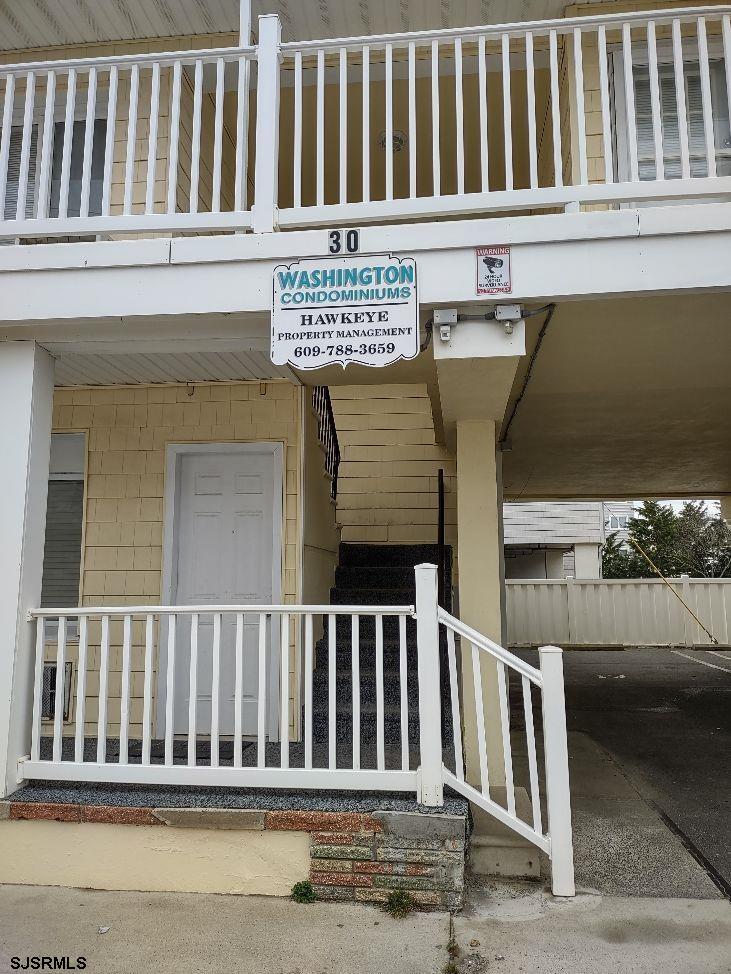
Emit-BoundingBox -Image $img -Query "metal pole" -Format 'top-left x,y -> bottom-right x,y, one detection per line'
437,468 -> 445,607
626,536 -> 718,645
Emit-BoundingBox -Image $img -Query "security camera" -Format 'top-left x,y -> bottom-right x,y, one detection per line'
483,256 -> 504,273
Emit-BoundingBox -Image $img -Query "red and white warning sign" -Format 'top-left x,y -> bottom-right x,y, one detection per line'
476,245 -> 511,295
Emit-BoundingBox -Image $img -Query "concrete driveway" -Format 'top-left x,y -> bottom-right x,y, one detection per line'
453,881 -> 731,974
517,647 -> 731,896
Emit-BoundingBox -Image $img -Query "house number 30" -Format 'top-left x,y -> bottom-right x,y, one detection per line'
328,229 -> 360,254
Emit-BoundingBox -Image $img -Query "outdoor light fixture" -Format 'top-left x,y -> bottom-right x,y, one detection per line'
495,304 -> 523,335
434,309 -> 457,342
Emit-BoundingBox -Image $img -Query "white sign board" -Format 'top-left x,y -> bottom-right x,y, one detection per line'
477,245 -> 512,295
271,253 -> 418,370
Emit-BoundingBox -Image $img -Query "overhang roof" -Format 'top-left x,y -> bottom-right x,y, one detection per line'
0,0 -> 605,52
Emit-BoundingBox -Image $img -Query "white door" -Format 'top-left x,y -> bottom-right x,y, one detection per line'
169,446 -> 281,737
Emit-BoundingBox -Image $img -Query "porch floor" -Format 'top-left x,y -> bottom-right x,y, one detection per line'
9,778 -> 467,816
15,734 -> 466,815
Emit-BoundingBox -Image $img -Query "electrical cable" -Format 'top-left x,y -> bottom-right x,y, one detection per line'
499,303 -> 557,447
420,318 -> 434,353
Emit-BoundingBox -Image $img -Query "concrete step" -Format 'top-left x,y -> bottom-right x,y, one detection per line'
468,789 -> 542,880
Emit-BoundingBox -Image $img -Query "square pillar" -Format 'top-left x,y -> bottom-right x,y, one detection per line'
0,342 -> 54,797
573,542 -> 601,578
456,419 -> 506,787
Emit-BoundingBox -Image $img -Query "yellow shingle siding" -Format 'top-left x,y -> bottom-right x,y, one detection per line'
330,384 -> 456,548
49,379 -> 302,740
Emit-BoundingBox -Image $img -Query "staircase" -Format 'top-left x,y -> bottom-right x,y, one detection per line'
311,543 -> 452,767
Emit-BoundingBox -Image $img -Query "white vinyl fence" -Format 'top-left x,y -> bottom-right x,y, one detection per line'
507,576 -> 731,647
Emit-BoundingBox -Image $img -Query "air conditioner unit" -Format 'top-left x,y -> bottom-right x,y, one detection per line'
41,662 -> 73,721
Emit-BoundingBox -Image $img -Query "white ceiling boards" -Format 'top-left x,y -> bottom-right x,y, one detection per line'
0,1 -> 609,51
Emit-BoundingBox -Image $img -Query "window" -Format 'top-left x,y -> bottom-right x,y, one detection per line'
1,110 -> 106,221
3,124 -> 38,220
49,118 -> 107,218
41,433 -> 85,610
631,61 -> 731,180
608,515 -> 629,531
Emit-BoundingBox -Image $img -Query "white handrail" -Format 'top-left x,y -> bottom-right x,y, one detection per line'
0,45 -> 256,76
437,607 -> 542,685
280,5 -> 731,52
30,604 -> 415,618
437,601 -> 574,895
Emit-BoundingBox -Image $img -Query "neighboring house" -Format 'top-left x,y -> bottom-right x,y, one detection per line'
504,500 -> 635,578
0,0 -> 730,906
603,502 -> 635,539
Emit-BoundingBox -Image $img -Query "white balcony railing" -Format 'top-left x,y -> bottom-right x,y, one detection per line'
0,45 -> 255,239
23,565 -> 575,895
1,6 -> 729,241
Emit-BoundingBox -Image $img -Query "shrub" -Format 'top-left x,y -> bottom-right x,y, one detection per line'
291,880 -> 318,903
383,889 -> 416,918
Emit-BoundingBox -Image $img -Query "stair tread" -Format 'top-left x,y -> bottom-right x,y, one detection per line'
338,543 -> 447,567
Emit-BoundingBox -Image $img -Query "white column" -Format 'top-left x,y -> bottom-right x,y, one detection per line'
456,420 -> 505,787
414,563 -> 444,807
0,342 -> 54,797
252,15 -> 282,233
539,645 -> 575,896
239,0 -> 251,43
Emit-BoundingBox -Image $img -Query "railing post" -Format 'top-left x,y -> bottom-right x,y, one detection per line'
415,564 -> 444,807
565,576 -> 576,645
681,574 -> 693,646
252,14 -> 282,233
539,645 -> 575,897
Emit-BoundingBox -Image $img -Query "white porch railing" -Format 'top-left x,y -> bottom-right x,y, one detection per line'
0,44 -> 255,239
507,576 -> 731,647
438,608 -> 574,897
1,6 -> 730,240
25,602 -> 417,794
22,564 -> 575,896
